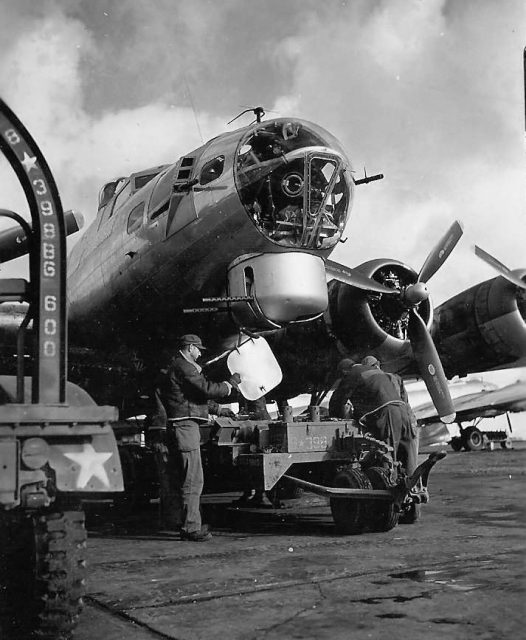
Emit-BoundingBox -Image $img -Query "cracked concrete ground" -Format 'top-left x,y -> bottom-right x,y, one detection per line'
76,444 -> 526,640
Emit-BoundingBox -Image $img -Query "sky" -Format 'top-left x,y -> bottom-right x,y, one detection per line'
0,0 -> 524,308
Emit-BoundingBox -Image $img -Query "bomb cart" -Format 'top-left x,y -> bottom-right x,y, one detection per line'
0,100 -> 123,640
196,407 -> 446,533
117,338 -> 446,532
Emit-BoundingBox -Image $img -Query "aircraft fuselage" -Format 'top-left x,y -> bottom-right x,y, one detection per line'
67,118 -> 354,351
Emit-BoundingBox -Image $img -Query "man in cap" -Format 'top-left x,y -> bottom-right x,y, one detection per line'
329,355 -> 418,477
156,334 -> 241,541
361,356 -> 419,477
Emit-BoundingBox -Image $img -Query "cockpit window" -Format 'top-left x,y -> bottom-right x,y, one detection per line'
110,180 -> 131,216
200,155 -> 225,185
134,173 -> 158,190
98,177 -> 126,210
234,120 -> 352,249
127,202 -> 145,234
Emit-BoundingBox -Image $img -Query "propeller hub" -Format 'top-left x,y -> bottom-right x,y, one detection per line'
403,282 -> 429,306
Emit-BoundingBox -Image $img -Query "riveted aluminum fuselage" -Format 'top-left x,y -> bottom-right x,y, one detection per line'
67,118 -> 354,349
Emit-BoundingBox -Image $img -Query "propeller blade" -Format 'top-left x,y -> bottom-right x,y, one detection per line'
326,260 -> 398,295
418,220 -> 463,283
408,309 -> 456,423
474,245 -> 526,291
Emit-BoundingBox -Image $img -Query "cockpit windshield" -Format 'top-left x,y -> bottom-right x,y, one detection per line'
234,119 -> 353,249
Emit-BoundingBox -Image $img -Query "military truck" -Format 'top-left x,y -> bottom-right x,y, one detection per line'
0,99 -> 123,640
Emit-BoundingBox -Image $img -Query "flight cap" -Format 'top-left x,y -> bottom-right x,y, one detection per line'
362,355 -> 380,368
179,334 -> 207,349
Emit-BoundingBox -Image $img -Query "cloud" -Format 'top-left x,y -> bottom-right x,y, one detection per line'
0,5 -> 227,234
0,0 -> 523,304
267,0 -> 526,302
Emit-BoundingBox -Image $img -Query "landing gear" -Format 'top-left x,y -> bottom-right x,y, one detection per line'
0,509 -> 87,640
463,427 -> 484,451
330,467 -> 372,534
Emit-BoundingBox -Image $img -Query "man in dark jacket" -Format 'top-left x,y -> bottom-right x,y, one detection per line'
329,356 -> 418,476
156,334 -> 240,541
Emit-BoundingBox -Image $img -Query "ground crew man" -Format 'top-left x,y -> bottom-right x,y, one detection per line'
147,358 -> 175,532
329,356 -> 418,477
155,334 -> 240,541
362,355 -> 419,477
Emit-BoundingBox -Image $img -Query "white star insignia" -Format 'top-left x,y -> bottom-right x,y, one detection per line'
21,152 -> 38,172
64,443 -> 113,489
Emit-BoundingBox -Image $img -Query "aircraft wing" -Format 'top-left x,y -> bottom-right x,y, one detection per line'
415,381 -> 526,424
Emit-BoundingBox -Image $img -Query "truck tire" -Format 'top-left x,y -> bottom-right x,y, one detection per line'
330,468 -> 372,535
0,509 -> 87,639
463,427 -> 484,451
363,467 -> 399,532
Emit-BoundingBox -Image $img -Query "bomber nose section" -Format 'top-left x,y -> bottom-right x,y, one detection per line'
234,118 -> 354,251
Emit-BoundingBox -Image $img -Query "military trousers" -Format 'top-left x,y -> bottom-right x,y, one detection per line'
169,420 -> 204,534
366,405 -> 419,476
149,428 -> 182,531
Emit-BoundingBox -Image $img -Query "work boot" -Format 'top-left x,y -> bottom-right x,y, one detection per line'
180,526 -> 212,542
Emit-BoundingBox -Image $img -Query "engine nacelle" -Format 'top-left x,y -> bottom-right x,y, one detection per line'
432,272 -> 526,376
327,259 -> 432,365
0,209 -> 84,264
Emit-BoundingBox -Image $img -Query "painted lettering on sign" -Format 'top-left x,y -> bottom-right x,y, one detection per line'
304,435 -> 328,450
0,99 -> 66,402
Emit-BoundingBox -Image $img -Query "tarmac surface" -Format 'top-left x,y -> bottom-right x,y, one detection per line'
76,444 -> 526,640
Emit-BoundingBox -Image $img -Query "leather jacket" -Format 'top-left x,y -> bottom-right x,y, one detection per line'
160,354 -> 231,421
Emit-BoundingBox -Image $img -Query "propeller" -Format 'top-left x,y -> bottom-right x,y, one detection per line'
400,220 -> 464,307
473,245 -> 526,291
403,220 -> 463,422
325,260 -> 398,295
408,308 -> 456,424
418,220 -> 464,283
337,221 -> 464,421
327,220 -> 463,422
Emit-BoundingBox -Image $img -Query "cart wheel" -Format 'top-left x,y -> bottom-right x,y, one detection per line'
363,467 -> 399,532
330,468 -> 372,535
463,427 -> 484,451
500,440 -> 512,450
398,499 -> 421,524
0,509 -> 87,639
450,437 -> 463,452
